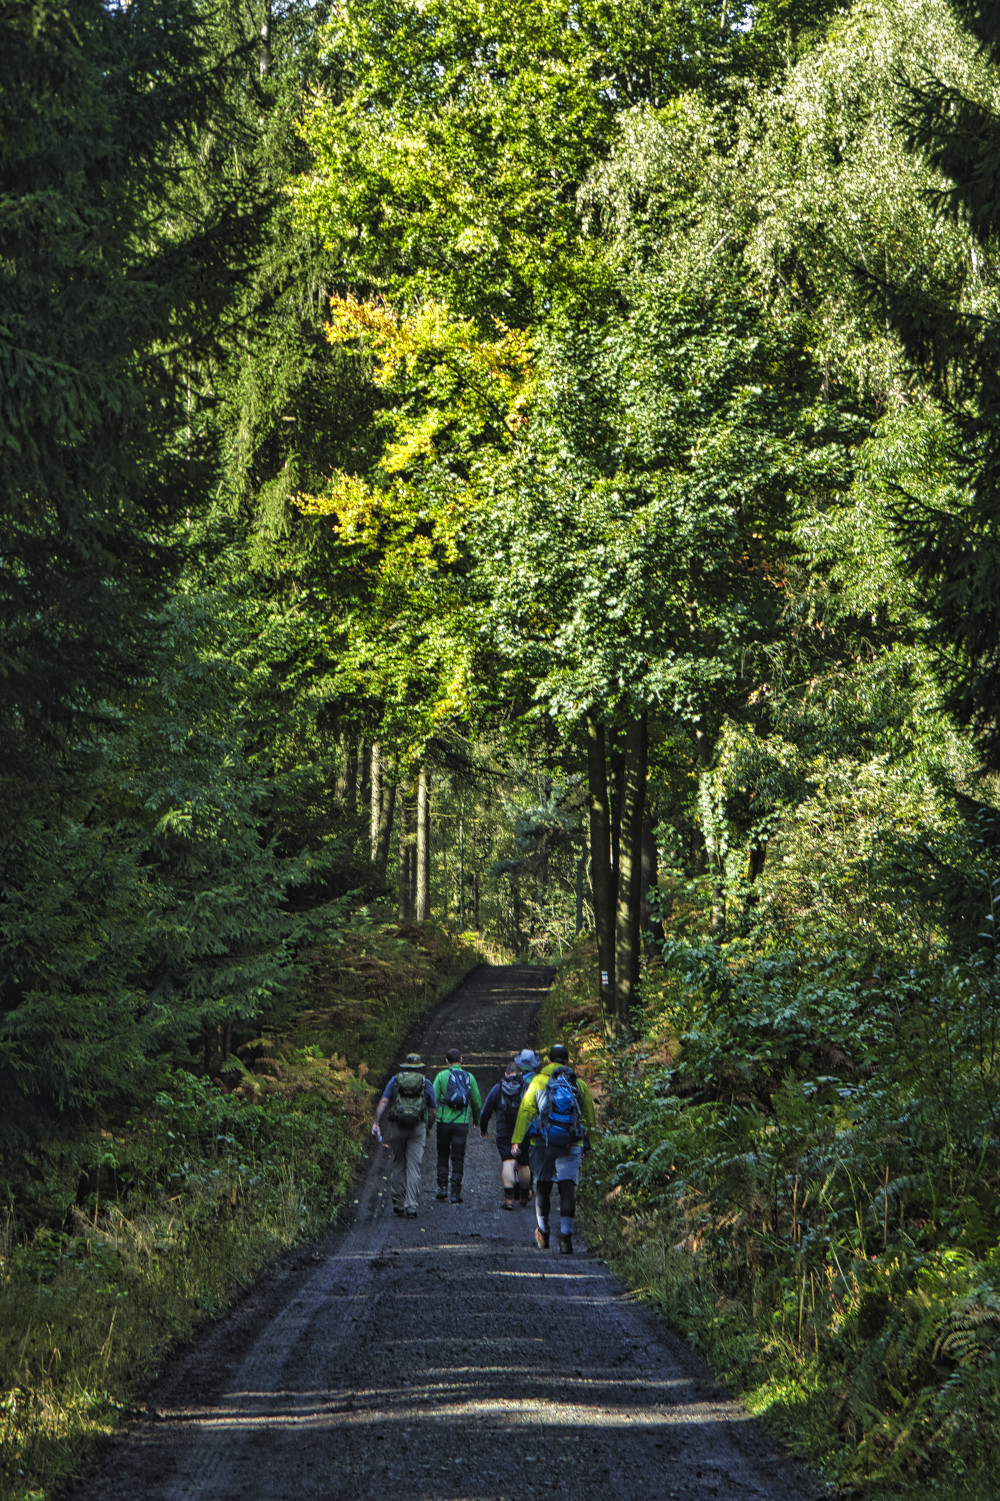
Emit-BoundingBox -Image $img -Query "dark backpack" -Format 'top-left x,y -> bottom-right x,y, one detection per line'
499,1074 -> 524,1129
535,1067 -> 583,1146
388,1069 -> 428,1128
500,1074 -> 524,1109
443,1067 -> 471,1110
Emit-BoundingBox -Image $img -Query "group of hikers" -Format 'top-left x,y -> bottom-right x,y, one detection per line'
371,1043 -> 596,1254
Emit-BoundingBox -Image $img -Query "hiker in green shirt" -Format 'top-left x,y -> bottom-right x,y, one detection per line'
432,1048 -> 481,1204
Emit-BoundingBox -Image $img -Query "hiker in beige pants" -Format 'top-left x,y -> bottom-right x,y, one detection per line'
372,1053 -> 437,1217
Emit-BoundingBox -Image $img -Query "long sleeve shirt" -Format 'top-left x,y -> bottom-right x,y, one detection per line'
432,1066 -> 482,1126
511,1061 -> 597,1147
480,1082 -> 521,1140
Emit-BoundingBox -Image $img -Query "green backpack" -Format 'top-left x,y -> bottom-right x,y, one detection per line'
388,1069 -> 428,1128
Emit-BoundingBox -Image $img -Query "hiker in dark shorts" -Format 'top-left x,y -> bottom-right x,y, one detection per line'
511,1043 -> 596,1254
372,1053 -> 437,1217
432,1048 -> 482,1204
480,1062 -> 532,1208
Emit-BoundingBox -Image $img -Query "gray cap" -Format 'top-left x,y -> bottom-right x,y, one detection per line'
515,1049 -> 540,1071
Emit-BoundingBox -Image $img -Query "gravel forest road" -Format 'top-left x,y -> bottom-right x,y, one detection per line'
67,964 -> 824,1501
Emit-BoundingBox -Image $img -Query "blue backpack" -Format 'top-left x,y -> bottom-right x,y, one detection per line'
443,1067 -> 471,1110
535,1067 -> 583,1146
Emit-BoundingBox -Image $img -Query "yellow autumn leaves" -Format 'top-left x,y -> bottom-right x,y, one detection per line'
294,295 -> 533,555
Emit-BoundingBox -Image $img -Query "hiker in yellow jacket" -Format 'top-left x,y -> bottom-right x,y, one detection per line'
511,1043 -> 596,1255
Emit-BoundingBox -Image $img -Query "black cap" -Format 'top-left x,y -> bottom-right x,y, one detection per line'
549,1043 -> 569,1064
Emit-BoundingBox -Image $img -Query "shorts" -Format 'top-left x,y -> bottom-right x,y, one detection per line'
495,1137 -> 516,1162
529,1142 -> 583,1185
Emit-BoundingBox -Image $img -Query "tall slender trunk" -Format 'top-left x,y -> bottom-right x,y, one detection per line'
576,829 -> 587,934
510,877 -> 522,952
333,735 -> 352,810
640,815 -> 663,950
586,713 -> 615,1011
415,769 -> 430,920
609,739 -> 624,879
615,713 -> 648,1022
259,2 -> 272,78
370,743 -> 382,862
693,728 -> 725,936
472,868 -> 480,930
374,781 -> 396,884
358,741 -> 372,812
344,740 -> 358,816
458,816 -> 466,928
397,792 -> 412,920
406,790 -> 418,918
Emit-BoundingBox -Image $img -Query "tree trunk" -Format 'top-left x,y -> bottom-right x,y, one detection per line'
345,740 -> 359,816
609,738 -> 624,879
370,743 -> 382,862
415,769 -> 430,920
614,713 -> 648,1022
640,815 -> 663,950
458,815 -> 466,928
397,792 -> 412,920
335,735 -> 358,815
586,713 -> 615,1011
406,791 -> 418,917
511,877 -> 522,952
694,730 -> 725,938
359,741 -> 372,811
374,781 -> 396,884
576,829 -> 587,934
259,2 -> 272,78
472,868 -> 480,930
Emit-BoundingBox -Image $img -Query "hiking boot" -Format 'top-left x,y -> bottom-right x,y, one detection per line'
533,1227 -> 550,1251
393,1206 -> 405,1216
449,1192 -> 463,1204
502,1193 -> 516,1210
405,1208 -> 418,1218
558,1232 -> 574,1255
435,1189 -> 448,1200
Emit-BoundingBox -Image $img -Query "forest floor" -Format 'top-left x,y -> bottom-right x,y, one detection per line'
59,965 -> 823,1501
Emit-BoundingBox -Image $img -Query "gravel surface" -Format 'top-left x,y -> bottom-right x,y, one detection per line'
64,964 -> 826,1501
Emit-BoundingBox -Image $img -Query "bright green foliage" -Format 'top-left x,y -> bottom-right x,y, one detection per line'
583,927 -> 1000,1495
886,0 -> 1000,758
474,282 -> 855,730
296,0 -> 622,324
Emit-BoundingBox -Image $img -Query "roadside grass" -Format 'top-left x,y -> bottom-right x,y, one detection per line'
544,935 -> 1000,1501
0,920 -> 479,1501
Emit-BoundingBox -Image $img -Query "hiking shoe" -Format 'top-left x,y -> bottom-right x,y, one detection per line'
435,1189 -> 448,1200
502,1194 -> 516,1210
534,1227 -> 550,1251
449,1192 -> 463,1204
558,1233 -> 574,1255
393,1206 -> 405,1216
405,1208 -> 418,1218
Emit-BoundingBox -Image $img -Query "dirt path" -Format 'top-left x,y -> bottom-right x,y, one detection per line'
66,964 -> 824,1501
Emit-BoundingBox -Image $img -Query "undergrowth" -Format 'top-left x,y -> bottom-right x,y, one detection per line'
0,919 -> 478,1501
544,934 -> 1000,1500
